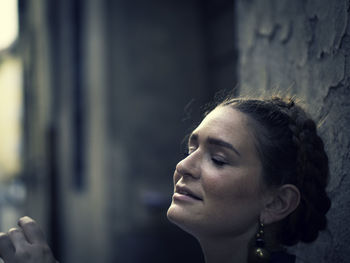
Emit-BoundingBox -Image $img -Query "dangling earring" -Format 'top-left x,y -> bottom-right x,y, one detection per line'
248,221 -> 271,263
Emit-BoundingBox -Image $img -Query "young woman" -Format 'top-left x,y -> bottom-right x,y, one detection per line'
0,96 -> 331,263
167,96 -> 330,263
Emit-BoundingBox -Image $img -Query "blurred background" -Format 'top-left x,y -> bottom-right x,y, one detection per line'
1,0 -> 350,263
0,0 -> 236,262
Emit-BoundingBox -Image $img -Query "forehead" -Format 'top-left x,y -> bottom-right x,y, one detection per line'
192,106 -> 256,154
194,106 -> 248,136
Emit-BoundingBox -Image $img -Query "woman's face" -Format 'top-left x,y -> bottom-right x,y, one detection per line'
167,106 -> 267,239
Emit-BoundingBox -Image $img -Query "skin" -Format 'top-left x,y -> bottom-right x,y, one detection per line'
0,104 -> 299,263
167,106 -> 270,263
0,217 -> 57,263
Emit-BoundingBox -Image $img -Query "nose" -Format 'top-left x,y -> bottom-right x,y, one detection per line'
175,151 -> 201,180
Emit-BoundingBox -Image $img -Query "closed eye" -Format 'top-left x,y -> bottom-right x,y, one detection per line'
211,157 -> 227,167
184,146 -> 197,157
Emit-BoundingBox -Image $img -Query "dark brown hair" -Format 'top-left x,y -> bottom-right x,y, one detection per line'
220,96 -> 331,246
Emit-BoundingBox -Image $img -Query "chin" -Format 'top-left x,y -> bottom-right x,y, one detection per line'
166,203 -> 181,224
166,203 -> 199,237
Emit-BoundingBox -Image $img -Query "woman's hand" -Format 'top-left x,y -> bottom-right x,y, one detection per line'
0,217 -> 58,263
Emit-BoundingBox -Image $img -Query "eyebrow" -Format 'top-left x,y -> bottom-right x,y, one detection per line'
188,133 -> 241,157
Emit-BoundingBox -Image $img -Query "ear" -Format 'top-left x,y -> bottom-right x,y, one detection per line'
260,184 -> 300,225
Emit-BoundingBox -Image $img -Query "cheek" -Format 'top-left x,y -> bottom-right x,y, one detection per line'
203,168 -> 262,202
198,169 -> 263,236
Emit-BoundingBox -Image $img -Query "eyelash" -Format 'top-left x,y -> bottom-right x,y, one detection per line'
211,157 -> 226,167
185,146 -> 227,167
182,147 -> 194,157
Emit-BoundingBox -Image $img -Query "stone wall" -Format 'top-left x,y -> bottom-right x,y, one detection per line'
235,0 -> 350,262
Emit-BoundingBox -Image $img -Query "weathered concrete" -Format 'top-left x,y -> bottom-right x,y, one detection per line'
236,0 -> 350,262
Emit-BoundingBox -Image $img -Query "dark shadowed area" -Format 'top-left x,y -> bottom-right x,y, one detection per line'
0,0 -> 349,263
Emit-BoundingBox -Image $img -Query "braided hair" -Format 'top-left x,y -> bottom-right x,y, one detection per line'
220,96 -> 331,246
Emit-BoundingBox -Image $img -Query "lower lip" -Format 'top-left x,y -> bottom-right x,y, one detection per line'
173,193 -> 202,202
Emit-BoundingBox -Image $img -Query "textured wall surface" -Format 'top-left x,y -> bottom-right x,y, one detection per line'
235,0 -> 350,262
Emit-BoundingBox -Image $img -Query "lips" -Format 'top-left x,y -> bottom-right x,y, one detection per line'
175,185 -> 202,201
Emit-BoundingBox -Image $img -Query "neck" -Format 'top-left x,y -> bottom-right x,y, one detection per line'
198,231 -> 254,263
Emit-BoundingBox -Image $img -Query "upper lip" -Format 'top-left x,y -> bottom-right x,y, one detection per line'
175,185 -> 202,200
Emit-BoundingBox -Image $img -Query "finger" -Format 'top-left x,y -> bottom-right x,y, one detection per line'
8,228 -> 28,251
0,232 -> 15,261
18,216 -> 46,244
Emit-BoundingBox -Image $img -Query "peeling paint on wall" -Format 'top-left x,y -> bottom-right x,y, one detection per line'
236,0 -> 350,262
